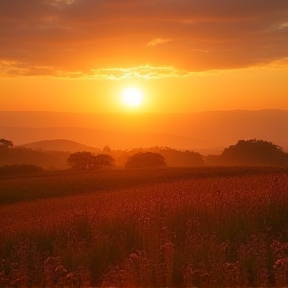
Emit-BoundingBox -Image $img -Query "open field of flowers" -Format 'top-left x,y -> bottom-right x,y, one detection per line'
1,167 -> 288,287
1,167 -> 285,205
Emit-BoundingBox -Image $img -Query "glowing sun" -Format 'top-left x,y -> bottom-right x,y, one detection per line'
121,87 -> 143,107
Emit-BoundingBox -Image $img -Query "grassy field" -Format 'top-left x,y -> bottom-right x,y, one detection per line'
1,167 -> 288,287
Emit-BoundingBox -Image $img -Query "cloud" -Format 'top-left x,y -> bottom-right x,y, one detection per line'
147,38 -> 171,47
0,60 -> 192,79
0,0 -> 287,77
89,66 -> 192,79
47,0 -> 75,6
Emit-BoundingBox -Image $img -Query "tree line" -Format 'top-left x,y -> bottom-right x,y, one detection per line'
1,138 -> 287,174
206,139 -> 288,166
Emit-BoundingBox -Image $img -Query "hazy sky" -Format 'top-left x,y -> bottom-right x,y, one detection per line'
1,0 -> 287,112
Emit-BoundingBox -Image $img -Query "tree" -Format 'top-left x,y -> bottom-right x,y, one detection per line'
221,139 -> 287,166
67,152 -> 115,170
125,152 -> 166,169
93,154 -> 115,169
0,146 -> 70,170
0,138 -> 13,163
150,147 -> 204,167
0,138 -> 13,147
102,146 -> 112,153
67,151 -> 94,170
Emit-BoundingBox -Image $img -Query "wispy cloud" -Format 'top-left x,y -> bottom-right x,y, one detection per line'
0,0 -> 287,77
89,66 -> 192,79
0,61 -> 193,79
47,0 -> 75,8
147,38 -> 171,47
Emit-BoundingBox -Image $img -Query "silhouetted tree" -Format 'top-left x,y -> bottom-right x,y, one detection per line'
0,138 -> 13,163
93,154 -> 115,169
67,151 -> 94,170
151,147 -> 204,167
67,152 -> 115,170
0,138 -> 13,147
0,146 -> 69,170
125,152 -> 166,169
221,139 -> 287,166
119,147 -> 204,167
102,146 -> 112,153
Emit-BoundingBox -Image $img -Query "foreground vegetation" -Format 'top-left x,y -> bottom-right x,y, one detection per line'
1,166 -> 286,205
1,167 -> 288,287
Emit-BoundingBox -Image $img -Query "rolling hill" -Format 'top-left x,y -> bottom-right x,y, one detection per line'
20,139 -> 101,153
1,110 -> 287,150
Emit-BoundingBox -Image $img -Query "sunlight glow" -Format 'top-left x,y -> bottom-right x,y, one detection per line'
121,87 -> 143,107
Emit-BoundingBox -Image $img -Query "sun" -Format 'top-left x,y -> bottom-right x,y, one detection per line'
121,87 -> 143,107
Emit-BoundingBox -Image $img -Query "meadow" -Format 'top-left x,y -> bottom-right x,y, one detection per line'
1,167 -> 288,287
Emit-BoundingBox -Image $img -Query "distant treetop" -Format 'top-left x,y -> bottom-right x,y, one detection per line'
221,139 -> 287,166
102,146 -> 112,153
125,152 -> 166,169
0,139 -> 13,147
67,151 -> 115,170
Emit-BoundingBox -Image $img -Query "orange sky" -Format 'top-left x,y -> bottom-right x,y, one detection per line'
0,0 -> 287,113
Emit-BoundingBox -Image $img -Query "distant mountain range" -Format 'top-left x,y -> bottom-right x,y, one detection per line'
1,110 -> 287,151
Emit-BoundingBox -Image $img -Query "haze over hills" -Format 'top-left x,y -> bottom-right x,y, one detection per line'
1,110 -> 287,151
20,139 -> 101,153
17,139 -> 223,156
3,127 -> 209,151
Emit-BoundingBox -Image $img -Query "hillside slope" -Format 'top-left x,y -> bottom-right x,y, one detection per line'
21,139 -> 101,153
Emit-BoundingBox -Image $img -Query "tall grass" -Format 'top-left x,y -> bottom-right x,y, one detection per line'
1,168 -> 288,287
